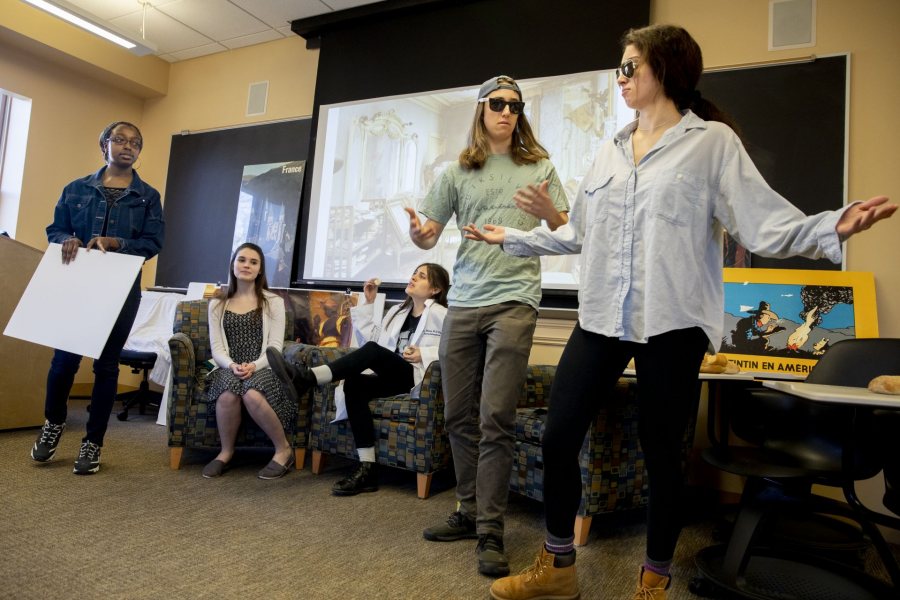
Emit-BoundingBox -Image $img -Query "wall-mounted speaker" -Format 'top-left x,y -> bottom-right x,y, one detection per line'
247,81 -> 269,116
769,0 -> 816,50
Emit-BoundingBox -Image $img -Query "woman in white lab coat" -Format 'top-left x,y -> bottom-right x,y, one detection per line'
268,262 -> 449,495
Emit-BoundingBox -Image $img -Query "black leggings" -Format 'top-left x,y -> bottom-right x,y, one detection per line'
330,341 -> 415,448
543,324 -> 708,561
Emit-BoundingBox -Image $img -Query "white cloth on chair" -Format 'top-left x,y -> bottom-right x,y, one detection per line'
121,291 -> 183,426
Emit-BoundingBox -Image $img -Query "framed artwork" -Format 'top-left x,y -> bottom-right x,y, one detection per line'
232,160 -> 306,288
268,288 -> 357,348
718,268 -> 878,377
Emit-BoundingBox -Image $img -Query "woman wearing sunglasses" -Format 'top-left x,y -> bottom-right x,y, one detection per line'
32,121 -> 164,475
466,26 -> 896,600
406,75 -> 569,578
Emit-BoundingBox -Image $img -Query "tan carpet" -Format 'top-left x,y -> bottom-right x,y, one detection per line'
0,399 -> 893,599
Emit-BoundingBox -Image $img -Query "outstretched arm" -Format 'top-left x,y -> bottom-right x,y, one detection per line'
513,180 -> 569,231
405,207 -> 445,250
835,196 -> 897,240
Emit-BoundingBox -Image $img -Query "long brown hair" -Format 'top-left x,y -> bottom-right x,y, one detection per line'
622,25 -> 742,135
385,263 -> 451,330
218,242 -> 269,310
459,76 -> 549,170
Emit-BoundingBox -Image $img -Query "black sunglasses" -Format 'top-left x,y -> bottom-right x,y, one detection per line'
616,58 -> 639,79
479,97 -> 526,115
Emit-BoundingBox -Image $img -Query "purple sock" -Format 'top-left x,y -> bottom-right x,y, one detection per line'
544,540 -> 574,555
643,558 -> 671,577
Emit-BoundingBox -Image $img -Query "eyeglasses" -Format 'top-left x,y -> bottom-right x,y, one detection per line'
616,58 -> 639,79
479,97 -> 526,115
108,135 -> 143,150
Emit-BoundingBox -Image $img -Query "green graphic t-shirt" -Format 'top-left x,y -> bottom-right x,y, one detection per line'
420,154 -> 569,309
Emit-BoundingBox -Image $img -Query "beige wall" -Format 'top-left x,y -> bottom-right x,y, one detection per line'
137,35 -> 318,287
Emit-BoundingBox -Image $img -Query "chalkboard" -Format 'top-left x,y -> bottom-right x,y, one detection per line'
156,119 -> 312,287
698,54 -> 847,271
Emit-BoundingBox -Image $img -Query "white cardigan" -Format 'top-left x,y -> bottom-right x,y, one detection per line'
208,290 -> 285,372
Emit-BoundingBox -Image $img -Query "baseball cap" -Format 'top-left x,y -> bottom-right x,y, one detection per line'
478,75 -> 522,100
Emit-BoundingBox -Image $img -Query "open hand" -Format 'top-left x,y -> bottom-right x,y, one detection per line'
836,195 -> 897,240
463,223 -> 506,245
513,180 -> 568,230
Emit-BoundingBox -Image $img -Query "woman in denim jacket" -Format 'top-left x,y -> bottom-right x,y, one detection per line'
30,121 -> 164,475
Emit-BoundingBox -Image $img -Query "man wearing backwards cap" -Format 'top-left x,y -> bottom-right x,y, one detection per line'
407,75 -> 569,577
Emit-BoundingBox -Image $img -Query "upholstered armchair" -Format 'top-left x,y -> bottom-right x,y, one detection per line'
166,299 -> 310,470
509,366 -> 699,546
284,342 -> 450,499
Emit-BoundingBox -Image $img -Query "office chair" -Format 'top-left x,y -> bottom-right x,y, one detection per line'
693,338 -> 900,600
116,349 -> 162,421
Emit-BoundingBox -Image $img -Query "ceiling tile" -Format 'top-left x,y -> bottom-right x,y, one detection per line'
156,0 -> 270,40
229,0 -> 334,28
276,24 -> 296,37
109,8 -> 214,53
221,29 -> 286,50
63,0 -> 178,21
167,42 -> 230,61
40,0 -> 390,61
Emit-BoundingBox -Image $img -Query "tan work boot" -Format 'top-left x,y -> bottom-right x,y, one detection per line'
633,566 -> 671,600
489,546 -> 579,600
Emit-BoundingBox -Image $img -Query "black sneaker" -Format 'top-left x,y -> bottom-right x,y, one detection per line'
266,347 -> 316,402
476,533 -> 509,577
31,420 -> 65,462
423,510 -> 478,541
73,441 -> 101,475
332,462 -> 379,496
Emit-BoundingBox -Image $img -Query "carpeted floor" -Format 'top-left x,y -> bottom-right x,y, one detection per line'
0,399 -> 895,599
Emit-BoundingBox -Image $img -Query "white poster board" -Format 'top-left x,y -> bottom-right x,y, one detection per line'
3,244 -> 144,359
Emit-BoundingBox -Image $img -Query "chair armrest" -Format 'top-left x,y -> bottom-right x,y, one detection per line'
167,332 -> 197,438
168,332 -> 196,376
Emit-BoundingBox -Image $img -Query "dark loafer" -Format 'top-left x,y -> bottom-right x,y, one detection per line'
258,454 -> 295,480
202,459 -> 229,479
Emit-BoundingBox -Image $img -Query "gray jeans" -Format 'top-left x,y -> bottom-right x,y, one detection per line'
439,302 -> 537,536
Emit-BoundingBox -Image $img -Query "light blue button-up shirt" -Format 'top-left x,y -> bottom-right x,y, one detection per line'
503,110 -> 849,348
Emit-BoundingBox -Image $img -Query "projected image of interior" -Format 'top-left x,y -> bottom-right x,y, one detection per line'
304,69 -> 632,291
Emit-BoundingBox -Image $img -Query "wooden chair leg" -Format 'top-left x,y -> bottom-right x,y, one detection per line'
169,447 -> 184,470
293,448 -> 306,470
574,515 -> 592,546
311,450 -> 326,474
417,472 -> 433,499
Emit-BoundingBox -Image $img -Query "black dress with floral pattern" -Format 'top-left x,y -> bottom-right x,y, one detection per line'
206,309 -> 295,428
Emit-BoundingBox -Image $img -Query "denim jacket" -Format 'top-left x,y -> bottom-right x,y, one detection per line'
46,166 -> 165,260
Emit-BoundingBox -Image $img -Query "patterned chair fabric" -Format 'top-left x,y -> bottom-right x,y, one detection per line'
286,342 -> 449,499
509,366 -> 698,546
166,299 -> 310,470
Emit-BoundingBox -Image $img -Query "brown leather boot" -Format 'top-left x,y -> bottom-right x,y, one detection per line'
489,546 -> 579,600
633,566 -> 671,600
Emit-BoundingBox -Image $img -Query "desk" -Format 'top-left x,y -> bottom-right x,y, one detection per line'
762,380 -> 900,408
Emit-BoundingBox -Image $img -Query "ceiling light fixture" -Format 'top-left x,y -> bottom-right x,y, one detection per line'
20,0 -> 157,56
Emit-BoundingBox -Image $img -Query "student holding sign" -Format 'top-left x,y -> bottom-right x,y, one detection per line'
31,121 -> 164,475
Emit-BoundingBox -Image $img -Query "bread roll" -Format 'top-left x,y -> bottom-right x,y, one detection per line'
700,353 -> 732,374
868,375 -> 900,395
